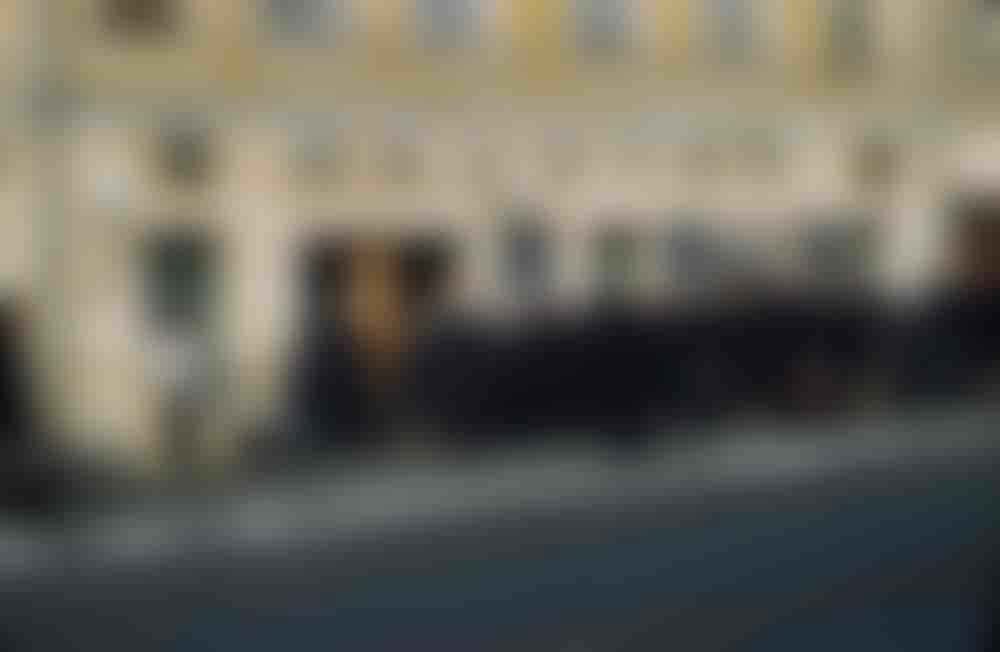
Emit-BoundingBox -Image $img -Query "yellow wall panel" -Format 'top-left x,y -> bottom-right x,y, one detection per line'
365,0 -> 409,48
509,0 -> 569,56
783,0 -> 822,80
651,0 -> 693,62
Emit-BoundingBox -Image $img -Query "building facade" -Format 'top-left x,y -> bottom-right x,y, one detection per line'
2,0 -> 999,474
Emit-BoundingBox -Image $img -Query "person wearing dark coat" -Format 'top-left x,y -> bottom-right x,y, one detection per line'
895,196 -> 1000,403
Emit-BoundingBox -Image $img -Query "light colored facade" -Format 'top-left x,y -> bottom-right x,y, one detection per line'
4,0 -> 997,474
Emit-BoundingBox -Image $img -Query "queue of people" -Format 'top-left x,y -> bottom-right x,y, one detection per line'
276,202 -> 1000,461
0,202 -> 998,491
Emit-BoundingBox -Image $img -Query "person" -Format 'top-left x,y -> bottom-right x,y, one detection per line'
0,295 -> 73,514
896,194 -> 1000,403
282,233 -> 457,460
0,297 -> 36,451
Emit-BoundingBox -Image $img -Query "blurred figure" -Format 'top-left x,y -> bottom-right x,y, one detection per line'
0,296 -> 37,452
142,227 -> 222,482
0,296 -> 69,514
285,236 -> 383,456
897,194 -> 1000,403
281,233 -> 455,462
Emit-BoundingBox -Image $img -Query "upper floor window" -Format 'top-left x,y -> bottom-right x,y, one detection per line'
502,212 -> 553,306
104,0 -> 178,41
977,0 -> 1000,15
709,0 -> 754,66
262,0 -> 347,45
415,0 -> 479,52
143,227 -> 219,334
573,0 -> 631,59
826,0 -> 873,79
964,0 -> 1000,66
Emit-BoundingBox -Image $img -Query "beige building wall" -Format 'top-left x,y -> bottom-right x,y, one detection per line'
15,0 -> 997,474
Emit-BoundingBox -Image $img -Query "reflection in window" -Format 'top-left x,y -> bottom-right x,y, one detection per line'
416,0 -> 478,52
574,0 -> 630,59
104,0 -> 177,41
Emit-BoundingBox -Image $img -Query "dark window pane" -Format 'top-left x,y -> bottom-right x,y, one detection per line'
595,225 -> 639,297
575,0 -> 629,58
663,222 -> 727,292
143,228 -> 219,332
418,0 -> 477,51
503,215 -> 552,304
828,0 -> 873,79
800,220 -> 875,288
265,0 -> 343,44
713,0 -> 754,66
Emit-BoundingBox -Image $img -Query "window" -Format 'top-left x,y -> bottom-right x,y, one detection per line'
574,0 -> 630,58
662,222 -> 729,293
594,225 -> 639,299
964,0 -> 1000,68
158,120 -> 214,187
416,0 -> 478,52
827,0 -> 873,79
710,0 -> 754,66
263,0 -> 346,45
104,0 -> 177,41
143,227 -> 219,333
502,214 -> 553,305
800,219 -> 875,288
